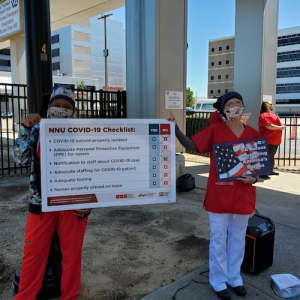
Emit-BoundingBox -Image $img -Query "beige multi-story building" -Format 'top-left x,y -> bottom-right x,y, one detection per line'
207,36 -> 235,98
208,27 -> 300,114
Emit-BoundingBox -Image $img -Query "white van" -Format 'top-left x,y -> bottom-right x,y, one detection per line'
193,99 -> 216,113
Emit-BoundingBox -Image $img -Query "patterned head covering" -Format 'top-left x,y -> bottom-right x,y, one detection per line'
49,86 -> 75,108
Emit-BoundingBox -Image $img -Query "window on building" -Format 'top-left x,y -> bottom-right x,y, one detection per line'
74,74 -> 91,79
218,89 -> 221,94
277,66 -> 300,78
225,74 -> 229,79
74,31 -> 91,42
278,34 -> 300,47
225,89 -> 228,93
218,61 -> 222,65
210,90 -> 213,94
74,45 -> 91,56
226,60 -> 229,64
74,60 -> 91,70
226,45 -> 230,50
211,76 -> 214,80
276,83 -> 300,94
0,59 -> 11,66
52,62 -> 60,70
218,75 -> 221,80
74,19 -> 90,28
211,62 -> 214,67
277,50 -> 300,63
51,34 -> 59,44
0,48 -> 10,55
211,47 -> 215,52
219,46 -> 222,51
52,48 -> 60,57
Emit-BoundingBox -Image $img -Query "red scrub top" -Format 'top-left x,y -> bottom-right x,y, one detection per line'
191,122 -> 260,215
209,111 -> 224,126
258,112 -> 282,145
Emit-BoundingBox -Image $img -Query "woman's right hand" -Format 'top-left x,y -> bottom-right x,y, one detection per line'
167,112 -> 175,122
24,114 -> 41,127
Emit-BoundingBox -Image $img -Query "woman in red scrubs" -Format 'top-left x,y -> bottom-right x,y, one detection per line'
258,101 -> 286,179
13,87 -> 91,300
209,96 -> 225,126
170,91 -> 259,300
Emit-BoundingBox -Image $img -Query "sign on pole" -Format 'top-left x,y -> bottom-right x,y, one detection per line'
165,91 -> 183,109
40,119 -> 176,212
103,49 -> 109,57
0,0 -> 24,42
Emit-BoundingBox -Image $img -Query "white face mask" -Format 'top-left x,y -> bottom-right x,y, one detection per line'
47,107 -> 74,119
224,106 -> 244,120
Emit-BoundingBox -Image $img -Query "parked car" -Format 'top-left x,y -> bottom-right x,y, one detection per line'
1,110 -> 13,118
193,99 -> 216,113
186,107 -> 195,115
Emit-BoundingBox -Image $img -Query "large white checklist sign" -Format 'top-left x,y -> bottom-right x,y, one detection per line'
40,119 -> 176,212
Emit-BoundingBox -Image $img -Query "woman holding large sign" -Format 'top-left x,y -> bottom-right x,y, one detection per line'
13,87 -> 91,300
169,91 -> 260,300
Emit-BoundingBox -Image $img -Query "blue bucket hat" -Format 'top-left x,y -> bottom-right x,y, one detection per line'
49,86 -> 76,108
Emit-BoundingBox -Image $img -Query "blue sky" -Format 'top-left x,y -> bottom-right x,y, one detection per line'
187,0 -> 300,97
108,0 -> 300,96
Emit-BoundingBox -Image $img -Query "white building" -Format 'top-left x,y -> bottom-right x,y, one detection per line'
0,48 -> 10,72
208,26 -> 300,115
51,15 -> 126,91
276,26 -> 300,114
0,15 -> 126,91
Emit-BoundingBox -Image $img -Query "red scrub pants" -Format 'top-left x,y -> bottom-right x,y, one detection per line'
14,210 -> 88,300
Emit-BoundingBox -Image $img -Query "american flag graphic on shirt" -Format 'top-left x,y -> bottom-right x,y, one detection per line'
215,145 -> 251,179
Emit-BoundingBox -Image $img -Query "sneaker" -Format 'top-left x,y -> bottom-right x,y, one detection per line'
270,171 -> 279,175
233,285 -> 247,296
259,175 -> 270,179
216,289 -> 231,300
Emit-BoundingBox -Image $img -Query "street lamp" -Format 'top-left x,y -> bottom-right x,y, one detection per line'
98,14 -> 113,91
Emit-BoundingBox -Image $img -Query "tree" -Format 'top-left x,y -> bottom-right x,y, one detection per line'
186,87 -> 196,108
77,81 -> 87,116
77,81 -> 87,101
77,81 -> 87,90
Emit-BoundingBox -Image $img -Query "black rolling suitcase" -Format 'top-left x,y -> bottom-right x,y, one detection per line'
242,214 -> 275,273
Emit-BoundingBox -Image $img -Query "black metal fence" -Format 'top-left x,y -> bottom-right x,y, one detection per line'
185,112 -> 212,157
186,112 -> 300,167
0,83 -> 29,176
0,83 -> 127,176
74,88 -> 127,119
276,116 -> 300,167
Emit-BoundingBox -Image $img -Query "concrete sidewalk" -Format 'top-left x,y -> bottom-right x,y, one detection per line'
142,154 -> 300,300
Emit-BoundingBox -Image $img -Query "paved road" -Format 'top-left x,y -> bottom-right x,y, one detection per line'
142,154 -> 300,300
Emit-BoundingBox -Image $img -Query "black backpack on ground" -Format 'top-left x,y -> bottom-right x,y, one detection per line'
178,174 -> 195,192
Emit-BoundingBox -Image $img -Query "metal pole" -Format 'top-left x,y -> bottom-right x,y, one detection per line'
23,0 -> 53,117
104,17 -> 108,91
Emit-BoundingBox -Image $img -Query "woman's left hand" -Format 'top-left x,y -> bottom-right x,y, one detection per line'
167,112 -> 176,123
74,209 -> 91,218
236,175 -> 256,184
